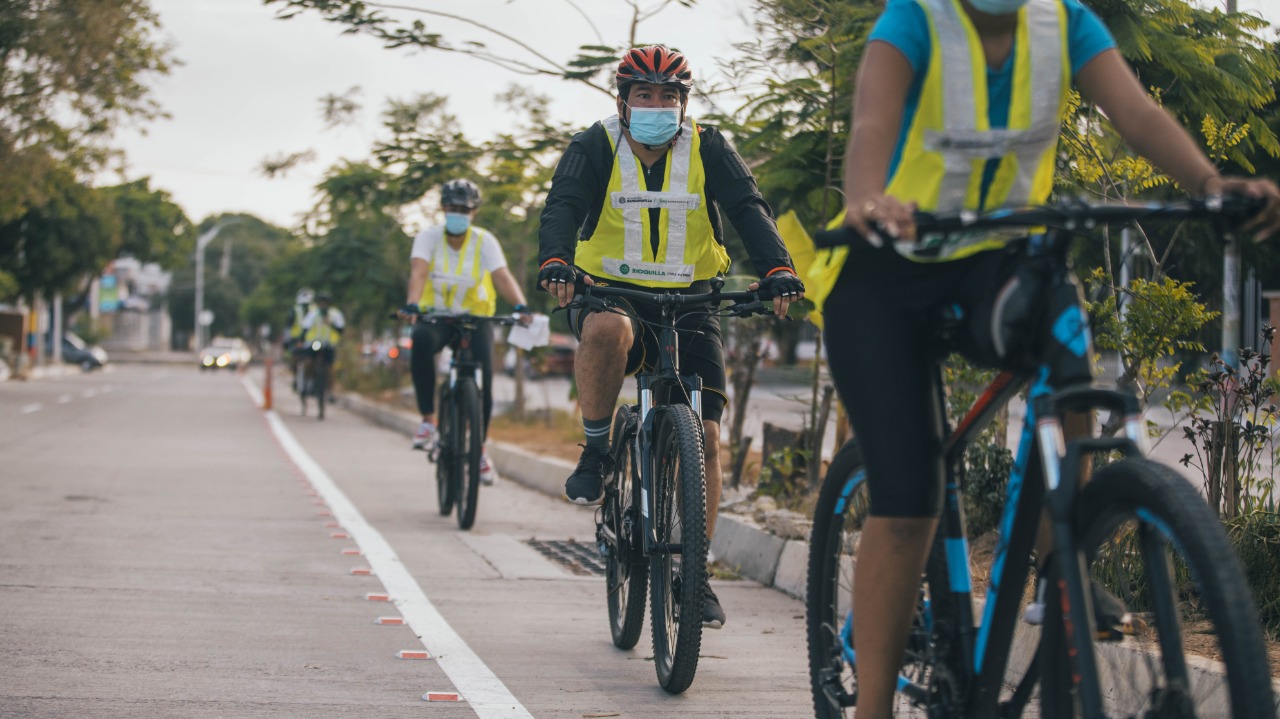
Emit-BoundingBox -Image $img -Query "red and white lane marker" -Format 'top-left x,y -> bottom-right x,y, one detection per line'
245,377 -> 533,719
422,691 -> 462,702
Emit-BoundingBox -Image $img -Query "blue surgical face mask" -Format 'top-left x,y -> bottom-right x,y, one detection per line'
967,0 -> 1028,14
626,106 -> 681,146
444,212 -> 471,235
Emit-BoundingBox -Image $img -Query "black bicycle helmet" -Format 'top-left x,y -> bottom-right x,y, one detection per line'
440,179 -> 482,210
616,45 -> 693,98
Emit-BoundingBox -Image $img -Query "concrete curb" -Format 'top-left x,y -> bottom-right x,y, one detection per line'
336,392 -> 807,597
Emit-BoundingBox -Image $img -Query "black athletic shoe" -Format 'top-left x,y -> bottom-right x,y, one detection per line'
703,586 -> 726,629
565,445 -> 612,505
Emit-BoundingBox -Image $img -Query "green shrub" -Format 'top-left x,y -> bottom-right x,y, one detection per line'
1226,510 -> 1280,640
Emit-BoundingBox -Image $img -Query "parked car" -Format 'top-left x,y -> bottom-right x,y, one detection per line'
504,333 -> 577,378
199,336 -> 252,370
44,331 -> 109,371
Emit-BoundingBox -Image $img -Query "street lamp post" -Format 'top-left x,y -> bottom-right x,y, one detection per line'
193,219 -> 241,352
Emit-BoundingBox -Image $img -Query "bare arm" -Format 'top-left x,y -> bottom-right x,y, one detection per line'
842,41 -> 917,242
490,266 -> 528,309
405,257 -> 430,307
1078,48 -> 1280,237
1076,49 -> 1218,194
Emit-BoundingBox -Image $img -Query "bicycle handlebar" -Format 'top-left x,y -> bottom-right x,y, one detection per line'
812,195 -> 1267,249
567,281 -> 776,319
389,310 -> 522,327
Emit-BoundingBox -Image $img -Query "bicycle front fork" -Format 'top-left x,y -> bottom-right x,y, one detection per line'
1032,384 -> 1146,718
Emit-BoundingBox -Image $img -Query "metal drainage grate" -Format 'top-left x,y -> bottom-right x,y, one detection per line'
525,538 -> 606,577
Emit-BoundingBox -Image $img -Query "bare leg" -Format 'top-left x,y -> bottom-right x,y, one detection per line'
703,419 -> 722,538
575,311 -> 631,422
853,516 -> 938,719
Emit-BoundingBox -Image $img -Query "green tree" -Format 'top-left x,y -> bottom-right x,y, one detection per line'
102,178 -> 193,269
0,0 -> 174,224
261,0 -> 698,97
0,165 -> 120,301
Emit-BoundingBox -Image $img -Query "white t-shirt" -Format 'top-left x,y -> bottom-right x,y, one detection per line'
410,225 -> 508,273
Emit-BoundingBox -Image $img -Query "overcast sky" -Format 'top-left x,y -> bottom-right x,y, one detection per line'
109,0 -> 1278,231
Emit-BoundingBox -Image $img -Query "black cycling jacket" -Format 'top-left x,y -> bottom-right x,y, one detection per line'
537,120 -> 794,280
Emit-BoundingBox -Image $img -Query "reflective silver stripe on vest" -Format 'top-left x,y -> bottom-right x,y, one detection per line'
923,0 -> 1062,210
601,115 -> 697,282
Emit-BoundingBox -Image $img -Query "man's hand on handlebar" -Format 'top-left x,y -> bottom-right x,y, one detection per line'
397,303 -> 420,321
750,271 -> 806,318
537,260 -> 581,308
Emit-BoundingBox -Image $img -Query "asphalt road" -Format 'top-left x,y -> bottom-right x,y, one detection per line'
1,364 -> 816,718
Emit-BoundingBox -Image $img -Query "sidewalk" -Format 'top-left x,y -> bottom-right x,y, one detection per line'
337,392 -> 808,600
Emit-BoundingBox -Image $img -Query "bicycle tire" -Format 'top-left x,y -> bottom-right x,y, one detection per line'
1039,458 -> 1275,718
298,362 -> 309,417
315,360 -> 327,420
453,379 -> 484,530
648,404 -> 707,694
807,440 -> 957,718
605,404 -> 647,649
434,384 -> 456,516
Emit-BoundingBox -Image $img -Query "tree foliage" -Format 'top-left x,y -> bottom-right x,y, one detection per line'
0,0 -> 174,224
261,0 -> 697,96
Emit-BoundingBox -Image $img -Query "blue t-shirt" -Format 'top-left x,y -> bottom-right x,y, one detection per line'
868,0 -> 1116,203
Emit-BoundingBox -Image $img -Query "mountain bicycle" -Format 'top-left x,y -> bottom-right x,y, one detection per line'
807,197 -> 1276,718
568,279 -> 775,694
406,311 -> 518,531
298,340 -> 334,420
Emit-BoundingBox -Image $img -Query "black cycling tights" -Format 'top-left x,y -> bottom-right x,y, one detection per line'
823,243 -> 1024,518
410,323 -> 494,432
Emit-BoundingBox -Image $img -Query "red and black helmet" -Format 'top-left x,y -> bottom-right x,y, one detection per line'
616,45 -> 693,97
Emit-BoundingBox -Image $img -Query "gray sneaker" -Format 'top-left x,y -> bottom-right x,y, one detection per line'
703,586 -> 726,629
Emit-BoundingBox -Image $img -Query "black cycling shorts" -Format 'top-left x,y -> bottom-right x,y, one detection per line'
568,278 -> 727,423
823,240 -> 1035,518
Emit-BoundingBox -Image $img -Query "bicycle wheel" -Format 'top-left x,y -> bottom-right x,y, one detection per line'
298,361 -> 309,416
315,360 -> 327,420
453,379 -> 484,530
1039,458 -> 1275,718
648,404 -> 706,694
807,440 -> 956,718
604,404 -> 647,649
434,384 -> 456,516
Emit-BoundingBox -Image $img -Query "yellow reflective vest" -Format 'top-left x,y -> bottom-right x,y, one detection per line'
575,115 -> 730,287
417,227 -> 498,316
808,0 -> 1068,318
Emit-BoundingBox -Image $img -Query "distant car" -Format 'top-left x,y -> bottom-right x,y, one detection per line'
44,331 -> 109,371
199,336 -> 252,370
504,333 -> 576,378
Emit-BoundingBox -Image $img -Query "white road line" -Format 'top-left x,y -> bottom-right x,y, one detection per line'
240,376 -> 534,719
57,394 -> 72,404
21,403 -> 42,414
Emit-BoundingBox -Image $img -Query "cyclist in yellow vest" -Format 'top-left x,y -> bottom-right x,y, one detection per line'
399,179 -> 530,485
814,1 -> 1280,716
537,45 -> 807,629
301,291 -> 344,361
284,287 -> 315,393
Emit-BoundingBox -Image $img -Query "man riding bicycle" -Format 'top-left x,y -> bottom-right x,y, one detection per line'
284,288 -> 316,391
398,178 -> 530,486
301,292 -> 344,365
808,0 -> 1280,716
537,45 -> 806,629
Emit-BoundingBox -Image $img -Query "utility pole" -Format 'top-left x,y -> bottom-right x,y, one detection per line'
194,219 -> 240,352
1221,0 -> 1240,366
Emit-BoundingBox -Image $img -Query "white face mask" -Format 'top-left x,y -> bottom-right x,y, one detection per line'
968,0 -> 1029,14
